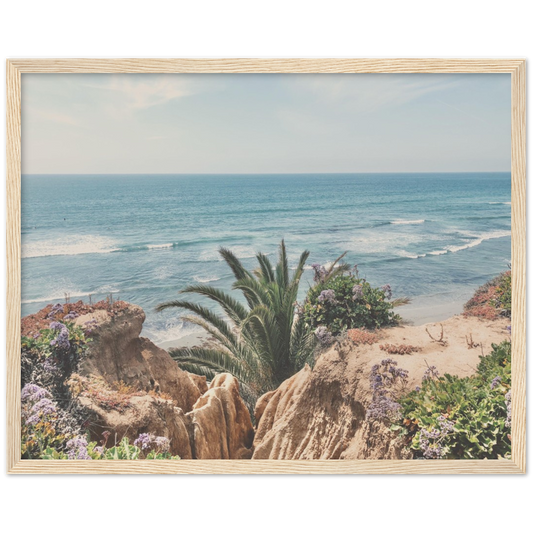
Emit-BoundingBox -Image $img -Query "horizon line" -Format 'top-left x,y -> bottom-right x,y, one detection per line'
22,170 -> 512,176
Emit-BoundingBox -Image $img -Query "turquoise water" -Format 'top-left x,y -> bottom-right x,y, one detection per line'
21,173 -> 511,344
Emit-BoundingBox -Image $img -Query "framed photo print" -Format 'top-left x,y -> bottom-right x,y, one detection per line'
6,59 -> 526,474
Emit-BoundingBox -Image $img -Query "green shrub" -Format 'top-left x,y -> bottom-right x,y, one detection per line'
41,435 -> 181,460
21,317 -> 91,459
302,272 -> 401,335
493,271 -> 511,317
398,341 -> 511,459
463,270 -> 511,320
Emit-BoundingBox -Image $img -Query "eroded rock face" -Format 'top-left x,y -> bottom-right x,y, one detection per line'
252,355 -> 367,459
252,315 -> 510,460
73,303 -> 253,459
79,393 -> 194,459
188,374 -> 254,459
76,305 -> 202,413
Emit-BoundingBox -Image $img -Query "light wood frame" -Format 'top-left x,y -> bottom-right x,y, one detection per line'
6,58 -> 526,474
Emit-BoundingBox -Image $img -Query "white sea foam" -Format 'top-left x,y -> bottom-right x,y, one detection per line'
144,318 -> 204,345
397,250 -> 425,259
395,230 -> 511,260
391,219 -> 425,225
446,230 -> 511,253
488,202 -> 511,205
193,275 -> 221,283
22,235 -> 119,259
147,243 -> 174,250
22,236 -> 178,258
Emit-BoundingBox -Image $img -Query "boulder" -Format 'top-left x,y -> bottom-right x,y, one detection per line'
76,305 -> 202,413
79,392 -> 194,459
187,374 -> 254,459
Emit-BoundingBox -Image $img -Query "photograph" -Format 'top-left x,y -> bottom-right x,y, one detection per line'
18,70 -> 514,463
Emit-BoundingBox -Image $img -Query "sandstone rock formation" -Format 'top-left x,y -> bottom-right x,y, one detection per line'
252,315 -> 510,460
72,303 -> 254,459
188,374 -> 254,459
75,306 -> 203,412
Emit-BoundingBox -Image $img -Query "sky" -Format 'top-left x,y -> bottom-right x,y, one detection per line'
21,73 -> 511,174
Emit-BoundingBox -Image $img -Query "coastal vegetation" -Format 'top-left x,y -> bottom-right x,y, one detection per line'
20,267 -> 512,461
463,269 -> 511,319
364,270 -> 513,460
397,339 -> 512,459
158,240 -> 317,407
21,304 -> 180,460
302,263 -> 405,336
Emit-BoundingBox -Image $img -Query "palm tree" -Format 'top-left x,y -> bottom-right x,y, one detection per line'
156,240 -> 316,408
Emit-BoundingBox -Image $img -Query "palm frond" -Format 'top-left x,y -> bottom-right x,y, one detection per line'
158,240 -> 316,412
156,300 -> 237,346
255,253 -> 275,283
275,239 -> 290,289
170,346 -> 254,385
392,296 -> 411,308
291,249 -> 311,285
179,284 -> 248,323
290,316 -> 317,370
233,276 -> 272,308
324,252 -> 350,282
240,304 -> 278,367
218,247 -> 252,281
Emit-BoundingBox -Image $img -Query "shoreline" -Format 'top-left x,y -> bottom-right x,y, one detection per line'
152,298 -> 466,351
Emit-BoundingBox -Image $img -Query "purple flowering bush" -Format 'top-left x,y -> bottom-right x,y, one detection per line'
42,434 -> 180,460
303,268 -> 402,335
21,319 -> 92,459
314,326 -> 333,345
21,384 -> 71,458
398,341 -> 511,459
366,359 -> 409,423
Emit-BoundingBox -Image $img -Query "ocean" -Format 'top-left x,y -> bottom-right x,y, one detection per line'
21,173 -> 511,346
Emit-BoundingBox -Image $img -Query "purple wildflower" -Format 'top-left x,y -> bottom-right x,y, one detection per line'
134,433 -> 170,454
422,365 -> 439,382
43,357 -> 59,374
31,398 -> 57,416
47,303 -> 64,318
505,390 -> 512,428
63,311 -> 79,320
419,415 -> 455,459
314,326 -> 333,345
366,359 -> 409,422
83,318 -> 98,334
352,284 -> 363,301
49,321 -> 70,350
318,289 -> 336,304
381,284 -> 393,300
22,387 -> 58,426
21,383 -> 50,402
154,436 -> 170,453
134,433 -> 153,450
311,263 -> 328,283
66,436 -> 92,460
491,376 -> 502,390
25,414 -> 41,426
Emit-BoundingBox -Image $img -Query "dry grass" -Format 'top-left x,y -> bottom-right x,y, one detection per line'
379,343 -> 421,355
347,329 -> 378,345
